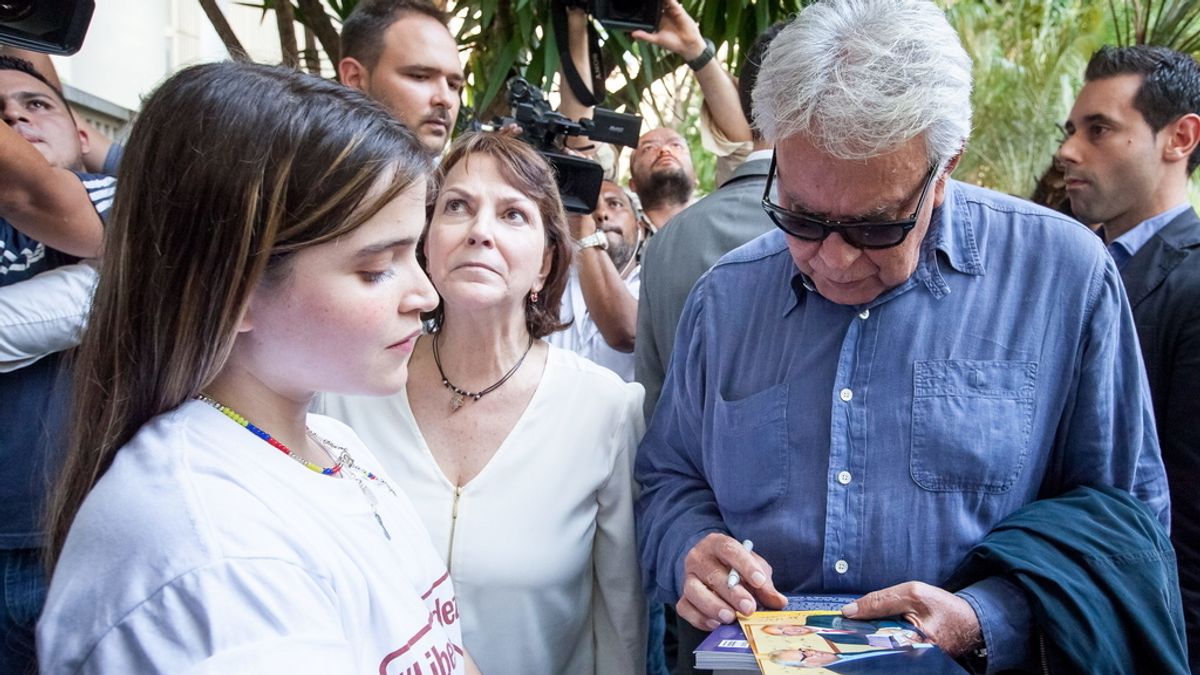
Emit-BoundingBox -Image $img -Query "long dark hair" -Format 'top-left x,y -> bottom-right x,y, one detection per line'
45,61 -> 431,567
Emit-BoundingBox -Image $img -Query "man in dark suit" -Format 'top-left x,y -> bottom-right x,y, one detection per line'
635,24 -> 785,421
1057,45 -> 1200,671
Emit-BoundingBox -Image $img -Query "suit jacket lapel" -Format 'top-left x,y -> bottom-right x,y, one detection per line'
1122,208 -> 1200,309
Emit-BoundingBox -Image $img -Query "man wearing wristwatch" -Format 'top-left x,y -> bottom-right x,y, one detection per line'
548,180 -> 643,382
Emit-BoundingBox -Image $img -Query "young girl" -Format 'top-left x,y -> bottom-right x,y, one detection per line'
322,133 -> 646,675
37,62 -> 477,674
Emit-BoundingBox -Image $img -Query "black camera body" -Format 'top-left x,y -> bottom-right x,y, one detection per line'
502,77 -> 642,214
0,0 -> 94,54
562,0 -> 662,33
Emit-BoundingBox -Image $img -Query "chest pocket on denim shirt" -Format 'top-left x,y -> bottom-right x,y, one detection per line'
710,383 -> 790,515
910,360 -> 1037,493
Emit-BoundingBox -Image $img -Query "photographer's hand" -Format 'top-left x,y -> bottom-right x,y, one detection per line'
631,0 -> 751,143
630,0 -> 706,60
557,0 -> 595,149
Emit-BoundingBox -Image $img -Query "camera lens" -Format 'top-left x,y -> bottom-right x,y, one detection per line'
0,0 -> 34,22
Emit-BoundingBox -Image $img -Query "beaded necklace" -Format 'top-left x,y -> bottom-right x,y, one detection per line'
197,394 -> 342,475
196,394 -> 398,539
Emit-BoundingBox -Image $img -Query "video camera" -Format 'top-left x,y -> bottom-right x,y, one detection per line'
0,0 -> 94,54
561,0 -> 663,33
498,77 -> 641,214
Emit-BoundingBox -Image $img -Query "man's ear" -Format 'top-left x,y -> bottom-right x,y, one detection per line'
942,151 -> 963,175
338,57 -> 369,91
931,150 -> 964,207
76,126 -> 91,157
1162,113 -> 1200,167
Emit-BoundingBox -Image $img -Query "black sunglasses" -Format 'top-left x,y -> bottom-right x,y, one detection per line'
761,151 -> 940,250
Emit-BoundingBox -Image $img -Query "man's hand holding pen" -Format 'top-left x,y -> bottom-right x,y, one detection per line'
677,532 -> 788,631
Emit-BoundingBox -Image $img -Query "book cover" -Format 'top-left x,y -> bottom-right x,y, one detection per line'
694,623 -> 756,671
694,595 -> 858,671
739,610 -> 967,674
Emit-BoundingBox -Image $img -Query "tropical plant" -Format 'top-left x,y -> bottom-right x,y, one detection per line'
215,1 -> 801,116
205,0 -> 1200,199
210,0 -> 803,192
1016,0 -> 1200,210
1109,0 -> 1200,56
946,0 -> 1108,197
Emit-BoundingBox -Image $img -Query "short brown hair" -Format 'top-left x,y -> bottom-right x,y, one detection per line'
0,55 -> 76,123
340,0 -> 449,70
423,132 -> 573,339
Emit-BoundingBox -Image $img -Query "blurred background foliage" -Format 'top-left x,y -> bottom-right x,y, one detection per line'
221,0 -> 1199,199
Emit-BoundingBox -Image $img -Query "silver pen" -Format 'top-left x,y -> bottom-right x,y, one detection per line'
725,539 -> 754,588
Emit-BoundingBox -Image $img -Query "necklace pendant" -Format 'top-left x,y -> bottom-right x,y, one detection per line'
374,512 -> 392,540
450,392 -> 465,412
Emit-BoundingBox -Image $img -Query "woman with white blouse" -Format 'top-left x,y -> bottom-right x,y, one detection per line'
323,132 -> 646,675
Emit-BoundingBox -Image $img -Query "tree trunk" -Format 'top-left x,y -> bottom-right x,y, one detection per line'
302,27 -> 322,75
276,1 -> 299,69
197,0 -> 248,60
294,0 -> 340,66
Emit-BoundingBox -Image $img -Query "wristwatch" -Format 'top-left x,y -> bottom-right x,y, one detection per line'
577,231 -> 608,251
687,38 -> 716,71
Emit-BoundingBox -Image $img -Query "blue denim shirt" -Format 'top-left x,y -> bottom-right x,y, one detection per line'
634,180 -> 1170,672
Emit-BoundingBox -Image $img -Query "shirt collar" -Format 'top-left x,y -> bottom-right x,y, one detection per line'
927,179 -> 982,278
1109,202 -> 1192,260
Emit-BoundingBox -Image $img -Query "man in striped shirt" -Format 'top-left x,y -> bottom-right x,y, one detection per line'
0,54 -> 115,674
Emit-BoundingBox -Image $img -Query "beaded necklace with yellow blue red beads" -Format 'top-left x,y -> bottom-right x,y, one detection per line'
195,393 -> 398,539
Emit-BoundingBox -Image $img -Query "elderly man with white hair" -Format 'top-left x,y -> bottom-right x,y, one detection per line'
633,1 -> 1170,672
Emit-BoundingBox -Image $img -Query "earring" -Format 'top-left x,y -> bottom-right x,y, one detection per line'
530,290 -> 540,303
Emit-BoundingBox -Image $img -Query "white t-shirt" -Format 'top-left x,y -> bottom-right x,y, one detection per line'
38,400 -> 464,675
548,265 -> 641,382
321,347 -> 647,675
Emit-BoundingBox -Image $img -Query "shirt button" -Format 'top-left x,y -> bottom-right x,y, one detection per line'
837,470 -> 852,485
839,388 -> 853,402
858,309 -> 870,320
834,559 -> 849,574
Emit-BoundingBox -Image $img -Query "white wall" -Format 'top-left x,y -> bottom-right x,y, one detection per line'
50,0 -> 296,112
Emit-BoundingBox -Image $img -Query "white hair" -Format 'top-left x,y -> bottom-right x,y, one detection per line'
752,0 -> 973,165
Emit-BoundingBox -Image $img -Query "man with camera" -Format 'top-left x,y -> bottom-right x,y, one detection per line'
550,0 -> 736,392
0,54 -> 115,673
558,0 -> 742,232
634,1 -> 1170,673
338,0 -> 464,154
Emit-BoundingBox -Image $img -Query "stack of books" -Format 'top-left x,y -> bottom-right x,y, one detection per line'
695,595 -> 966,674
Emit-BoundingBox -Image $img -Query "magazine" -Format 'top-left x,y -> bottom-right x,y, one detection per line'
739,611 -> 966,674
694,595 -> 858,671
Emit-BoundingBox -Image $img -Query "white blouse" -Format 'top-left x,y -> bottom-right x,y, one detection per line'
322,346 -> 647,675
